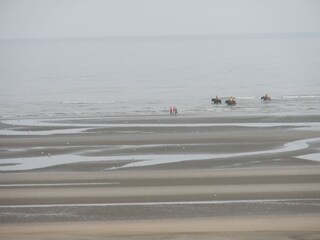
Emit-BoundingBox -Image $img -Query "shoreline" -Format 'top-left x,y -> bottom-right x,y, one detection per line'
1,112 -> 320,126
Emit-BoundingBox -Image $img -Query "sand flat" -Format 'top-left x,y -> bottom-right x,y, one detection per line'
1,215 -> 320,240
0,114 -> 320,239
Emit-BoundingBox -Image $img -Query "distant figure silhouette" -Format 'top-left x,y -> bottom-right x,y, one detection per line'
261,93 -> 271,101
173,107 -> 178,115
211,95 -> 222,104
170,106 -> 178,116
225,96 -> 237,106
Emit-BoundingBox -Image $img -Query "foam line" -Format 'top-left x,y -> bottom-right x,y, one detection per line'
0,198 -> 319,208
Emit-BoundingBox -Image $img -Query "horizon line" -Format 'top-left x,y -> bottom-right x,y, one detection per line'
1,31 -> 320,41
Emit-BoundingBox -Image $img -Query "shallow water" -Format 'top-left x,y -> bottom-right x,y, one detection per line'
1,34 -> 320,171
0,136 -> 319,171
1,33 -> 320,119
1,118 -> 320,136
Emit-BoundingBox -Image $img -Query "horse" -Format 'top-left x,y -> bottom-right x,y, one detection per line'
261,94 -> 271,101
225,99 -> 237,106
211,98 -> 222,104
211,95 -> 222,104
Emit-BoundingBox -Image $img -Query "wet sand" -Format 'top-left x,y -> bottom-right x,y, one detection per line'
1,167 -> 320,239
1,215 -> 320,240
0,114 -> 320,239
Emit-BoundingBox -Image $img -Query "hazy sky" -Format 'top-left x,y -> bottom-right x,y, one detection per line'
0,0 -> 319,39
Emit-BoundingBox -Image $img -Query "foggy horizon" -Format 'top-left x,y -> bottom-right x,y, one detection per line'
1,31 -> 320,41
1,0 -> 320,39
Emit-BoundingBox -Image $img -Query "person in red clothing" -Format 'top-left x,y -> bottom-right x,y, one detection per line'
173,107 -> 178,115
169,106 -> 178,116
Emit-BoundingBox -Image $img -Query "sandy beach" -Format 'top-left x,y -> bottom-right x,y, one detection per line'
1,3 -> 320,238
0,114 -> 320,239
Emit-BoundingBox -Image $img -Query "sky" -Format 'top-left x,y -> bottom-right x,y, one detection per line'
0,0 -> 320,39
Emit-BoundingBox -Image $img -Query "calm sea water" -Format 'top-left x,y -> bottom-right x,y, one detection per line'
1,34 -> 320,119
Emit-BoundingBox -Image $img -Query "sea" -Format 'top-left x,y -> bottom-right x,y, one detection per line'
1,33 -> 320,119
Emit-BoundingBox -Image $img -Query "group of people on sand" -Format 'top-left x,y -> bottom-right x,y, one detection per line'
212,94 -> 271,106
169,106 -> 178,116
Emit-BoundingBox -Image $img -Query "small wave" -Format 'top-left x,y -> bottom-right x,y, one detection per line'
282,95 -> 320,99
213,96 -> 256,100
59,100 -> 115,105
236,96 -> 257,100
219,95 -> 320,100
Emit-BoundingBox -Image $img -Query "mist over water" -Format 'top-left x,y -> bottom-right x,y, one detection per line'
0,33 -> 320,119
